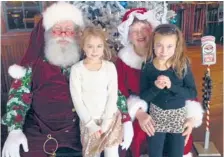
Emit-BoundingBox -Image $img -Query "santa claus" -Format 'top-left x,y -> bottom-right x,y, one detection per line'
116,8 -> 204,157
2,2 -> 84,157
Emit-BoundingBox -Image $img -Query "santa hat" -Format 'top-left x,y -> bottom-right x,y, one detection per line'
42,2 -> 84,31
117,8 -> 163,46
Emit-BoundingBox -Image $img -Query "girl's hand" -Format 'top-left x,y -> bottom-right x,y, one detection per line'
101,119 -> 113,133
182,117 -> 195,146
154,79 -> 166,89
91,130 -> 102,139
157,75 -> 171,89
136,110 -> 155,136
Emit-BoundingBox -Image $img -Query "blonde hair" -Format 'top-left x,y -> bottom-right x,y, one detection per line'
80,27 -> 112,61
146,24 -> 190,78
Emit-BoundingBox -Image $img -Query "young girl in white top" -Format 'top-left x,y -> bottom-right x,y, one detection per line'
70,27 -> 122,157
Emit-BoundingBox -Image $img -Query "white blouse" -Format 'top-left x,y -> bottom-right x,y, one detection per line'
70,60 -> 118,127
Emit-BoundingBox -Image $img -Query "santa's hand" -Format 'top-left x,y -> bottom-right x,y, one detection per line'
182,117 -> 194,146
120,121 -> 134,150
2,130 -> 29,157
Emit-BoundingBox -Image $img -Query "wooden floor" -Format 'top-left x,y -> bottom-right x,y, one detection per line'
186,45 -> 223,156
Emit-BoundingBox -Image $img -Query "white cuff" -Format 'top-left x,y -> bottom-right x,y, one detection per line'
185,100 -> 204,128
8,64 -> 26,79
127,95 -> 148,121
9,129 -> 23,134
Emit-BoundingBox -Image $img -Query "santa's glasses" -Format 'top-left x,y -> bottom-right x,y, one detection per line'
52,29 -> 75,36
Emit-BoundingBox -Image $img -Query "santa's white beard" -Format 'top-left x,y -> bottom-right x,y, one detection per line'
44,34 -> 80,68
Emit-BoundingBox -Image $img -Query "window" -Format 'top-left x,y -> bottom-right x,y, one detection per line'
3,1 -> 42,32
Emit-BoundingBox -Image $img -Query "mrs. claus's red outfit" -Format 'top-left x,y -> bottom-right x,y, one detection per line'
116,8 -> 204,157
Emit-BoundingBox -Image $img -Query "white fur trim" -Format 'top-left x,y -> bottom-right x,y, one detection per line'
127,95 -> 148,121
118,9 -> 167,46
8,64 -> 26,79
183,152 -> 192,157
118,44 -> 144,70
43,2 -> 84,31
186,100 -> 204,128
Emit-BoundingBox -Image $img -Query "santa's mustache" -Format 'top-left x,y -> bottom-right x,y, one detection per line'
54,37 -> 75,44
44,29 -> 76,45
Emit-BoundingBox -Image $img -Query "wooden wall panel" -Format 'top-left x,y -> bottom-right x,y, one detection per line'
1,34 -> 30,93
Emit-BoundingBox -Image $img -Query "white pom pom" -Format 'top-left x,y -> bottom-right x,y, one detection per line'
8,64 -> 26,79
186,100 -> 204,128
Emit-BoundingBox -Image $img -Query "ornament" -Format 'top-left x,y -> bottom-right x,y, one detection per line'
170,17 -> 177,24
119,1 -> 128,8
155,10 -> 164,21
202,71 -> 212,110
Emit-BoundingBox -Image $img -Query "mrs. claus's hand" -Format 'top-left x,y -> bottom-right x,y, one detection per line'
136,110 -> 155,137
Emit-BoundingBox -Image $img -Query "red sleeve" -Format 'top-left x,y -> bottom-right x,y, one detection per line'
116,58 -> 131,123
116,57 -> 130,98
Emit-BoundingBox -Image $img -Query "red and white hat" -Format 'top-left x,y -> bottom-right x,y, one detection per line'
42,2 -> 85,31
118,8 -> 162,46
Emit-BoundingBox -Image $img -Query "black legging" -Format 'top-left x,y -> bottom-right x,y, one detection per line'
148,132 -> 185,157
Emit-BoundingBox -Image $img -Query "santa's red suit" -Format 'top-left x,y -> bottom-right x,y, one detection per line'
1,2 -> 84,157
116,44 -> 203,157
